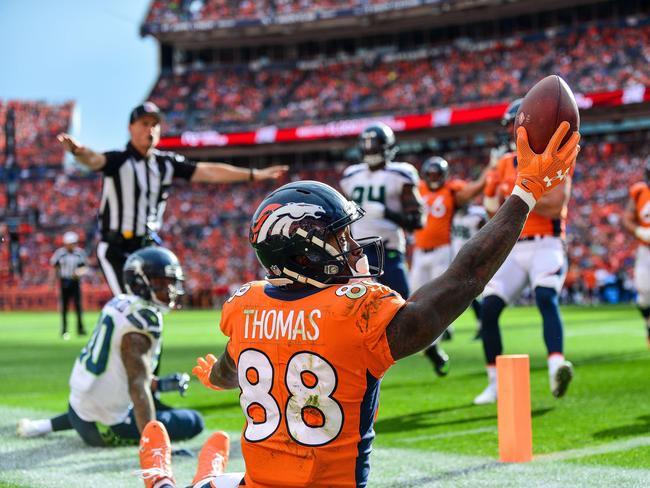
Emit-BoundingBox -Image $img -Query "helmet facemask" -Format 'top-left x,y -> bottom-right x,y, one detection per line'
264,205 -> 384,288
361,135 -> 386,168
125,259 -> 185,312
424,168 -> 446,191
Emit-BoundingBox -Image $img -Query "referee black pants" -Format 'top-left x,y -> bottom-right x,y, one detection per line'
96,240 -> 143,296
60,279 -> 85,335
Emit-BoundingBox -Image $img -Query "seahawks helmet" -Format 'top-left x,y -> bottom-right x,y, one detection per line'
421,156 -> 449,191
123,247 -> 185,311
250,181 -> 383,288
359,122 -> 398,168
501,98 -> 523,127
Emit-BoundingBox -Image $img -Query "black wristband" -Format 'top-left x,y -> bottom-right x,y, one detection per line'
249,167 -> 255,181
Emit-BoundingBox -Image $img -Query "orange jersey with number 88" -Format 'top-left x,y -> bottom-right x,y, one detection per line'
219,280 -> 405,488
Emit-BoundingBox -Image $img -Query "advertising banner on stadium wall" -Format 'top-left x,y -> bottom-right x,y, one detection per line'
158,85 -> 649,150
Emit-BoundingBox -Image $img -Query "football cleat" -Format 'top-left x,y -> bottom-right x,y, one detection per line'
191,431 -> 230,485
138,421 -> 175,488
473,383 -> 497,405
17,418 -> 48,438
550,360 -> 574,399
424,344 -> 450,377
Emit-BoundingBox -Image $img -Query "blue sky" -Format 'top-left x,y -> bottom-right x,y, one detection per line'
0,0 -> 158,150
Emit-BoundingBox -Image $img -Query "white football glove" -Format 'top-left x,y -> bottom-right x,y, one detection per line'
362,201 -> 386,220
635,226 -> 650,243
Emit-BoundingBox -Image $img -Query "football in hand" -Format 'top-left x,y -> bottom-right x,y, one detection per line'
514,75 -> 579,154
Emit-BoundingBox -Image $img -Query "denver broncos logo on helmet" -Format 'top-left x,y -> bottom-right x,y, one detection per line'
250,202 -> 325,244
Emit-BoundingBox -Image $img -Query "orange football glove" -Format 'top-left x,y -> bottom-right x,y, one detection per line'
514,121 -> 580,210
191,354 -> 222,391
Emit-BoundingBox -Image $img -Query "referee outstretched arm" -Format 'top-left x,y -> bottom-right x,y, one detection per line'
57,135 -> 288,182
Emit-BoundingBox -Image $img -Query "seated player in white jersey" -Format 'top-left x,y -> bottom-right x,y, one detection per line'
340,122 -> 425,301
17,247 -> 204,446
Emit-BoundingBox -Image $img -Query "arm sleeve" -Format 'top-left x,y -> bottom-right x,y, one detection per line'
630,182 -> 646,203
219,300 -> 238,360
102,151 -> 125,176
124,307 -> 163,340
357,284 -> 406,378
50,249 -> 61,267
170,153 -> 197,181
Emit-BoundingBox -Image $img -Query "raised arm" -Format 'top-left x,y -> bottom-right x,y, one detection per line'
386,122 -> 580,360
57,133 -> 106,171
453,165 -> 490,207
121,332 -> 155,433
191,162 -> 288,184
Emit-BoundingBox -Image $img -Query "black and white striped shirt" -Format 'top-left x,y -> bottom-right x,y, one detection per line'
51,247 -> 87,280
99,143 -> 197,241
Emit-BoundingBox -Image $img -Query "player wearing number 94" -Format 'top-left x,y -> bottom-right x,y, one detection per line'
16,247 -> 203,446
134,123 -> 579,488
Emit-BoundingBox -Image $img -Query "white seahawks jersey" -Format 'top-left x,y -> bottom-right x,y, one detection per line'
340,161 -> 419,253
69,294 -> 162,425
451,205 -> 487,257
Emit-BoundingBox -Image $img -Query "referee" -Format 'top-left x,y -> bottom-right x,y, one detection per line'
50,231 -> 87,339
57,102 -> 288,295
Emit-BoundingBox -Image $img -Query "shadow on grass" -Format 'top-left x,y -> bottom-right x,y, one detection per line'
592,414 -> 650,440
376,405 -> 553,434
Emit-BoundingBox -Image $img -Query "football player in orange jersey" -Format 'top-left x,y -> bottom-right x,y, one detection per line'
474,99 -> 576,405
622,157 -> 650,348
412,156 -> 489,374
135,120 -> 579,488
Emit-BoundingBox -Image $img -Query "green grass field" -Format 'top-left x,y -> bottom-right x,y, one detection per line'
1,305 -> 650,487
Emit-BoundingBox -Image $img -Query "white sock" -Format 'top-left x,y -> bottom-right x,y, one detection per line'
547,354 -> 565,377
33,419 -> 53,434
486,365 -> 497,385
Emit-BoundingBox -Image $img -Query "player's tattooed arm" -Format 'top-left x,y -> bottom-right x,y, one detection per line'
121,332 -> 155,433
385,184 -> 425,231
209,349 -> 239,389
386,195 -> 530,360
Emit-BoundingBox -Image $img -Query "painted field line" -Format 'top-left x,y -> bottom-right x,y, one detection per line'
535,435 -> 650,462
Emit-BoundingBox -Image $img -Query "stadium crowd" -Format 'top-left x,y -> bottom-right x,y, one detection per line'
0,100 -> 74,170
148,21 -> 650,133
144,0 -> 420,26
2,131 -> 646,306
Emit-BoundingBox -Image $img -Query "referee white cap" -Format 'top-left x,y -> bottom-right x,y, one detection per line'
63,231 -> 79,245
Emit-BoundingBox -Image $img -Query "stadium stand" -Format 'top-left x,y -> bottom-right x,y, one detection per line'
147,20 -> 650,133
0,100 -> 74,169
143,0 -> 438,29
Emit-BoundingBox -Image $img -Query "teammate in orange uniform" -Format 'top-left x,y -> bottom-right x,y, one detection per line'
474,99 -> 576,405
412,156 -> 489,373
622,157 -> 650,347
135,120 -> 579,488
